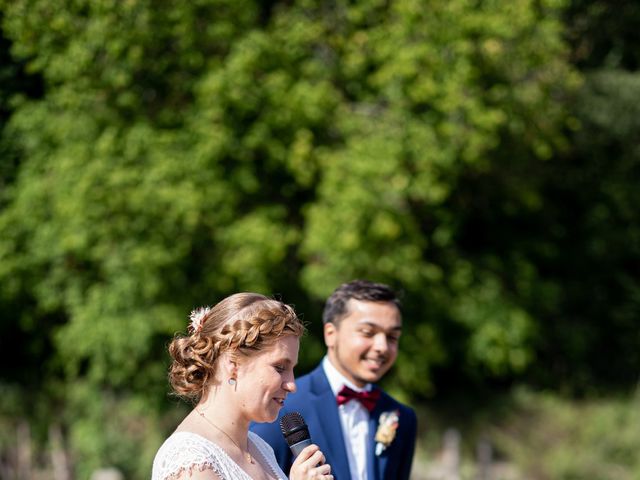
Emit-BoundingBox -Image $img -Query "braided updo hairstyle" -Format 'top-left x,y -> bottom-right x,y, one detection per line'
168,293 -> 304,403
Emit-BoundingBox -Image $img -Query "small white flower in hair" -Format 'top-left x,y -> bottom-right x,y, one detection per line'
189,306 -> 211,334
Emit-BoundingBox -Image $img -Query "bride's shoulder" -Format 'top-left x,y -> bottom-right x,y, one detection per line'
152,432 -> 223,480
158,431 -> 218,455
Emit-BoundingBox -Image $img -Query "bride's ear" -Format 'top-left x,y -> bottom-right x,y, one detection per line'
218,352 -> 238,382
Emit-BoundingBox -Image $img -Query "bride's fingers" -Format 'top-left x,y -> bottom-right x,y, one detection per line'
316,474 -> 333,480
295,444 -> 320,463
289,444 -> 332,480
306,463 -> 331,479
307,449 -> 325,466
314,464 -> 331,475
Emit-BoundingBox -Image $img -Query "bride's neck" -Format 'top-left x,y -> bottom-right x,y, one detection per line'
197,392 -> 249,441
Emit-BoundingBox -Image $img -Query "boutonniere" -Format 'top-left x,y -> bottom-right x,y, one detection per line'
375,409 -> 400,456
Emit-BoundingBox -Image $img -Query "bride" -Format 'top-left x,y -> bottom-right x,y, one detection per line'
152,293 -> 333,480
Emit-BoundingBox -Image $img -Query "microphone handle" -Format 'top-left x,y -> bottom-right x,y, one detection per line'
289,438 -> 313,457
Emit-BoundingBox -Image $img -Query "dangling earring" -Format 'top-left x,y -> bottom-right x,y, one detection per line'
228,378 -> 237,386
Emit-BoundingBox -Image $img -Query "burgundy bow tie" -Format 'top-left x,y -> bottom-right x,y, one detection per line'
336,385 -> 381,412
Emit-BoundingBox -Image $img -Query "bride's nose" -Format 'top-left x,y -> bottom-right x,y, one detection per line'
282,373 -> 296,393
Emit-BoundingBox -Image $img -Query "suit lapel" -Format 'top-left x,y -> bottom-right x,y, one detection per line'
368,391 -> 391,480
308,367 -> 351,479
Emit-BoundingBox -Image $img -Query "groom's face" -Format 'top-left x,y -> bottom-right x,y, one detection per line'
324,299 -> 402,388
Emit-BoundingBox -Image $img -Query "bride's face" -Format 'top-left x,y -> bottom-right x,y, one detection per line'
236,334 -> 299,424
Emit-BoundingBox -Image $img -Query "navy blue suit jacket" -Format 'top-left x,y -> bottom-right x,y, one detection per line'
251,364 -> 417,480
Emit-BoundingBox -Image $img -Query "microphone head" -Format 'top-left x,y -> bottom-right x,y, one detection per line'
279,411 -> 310,447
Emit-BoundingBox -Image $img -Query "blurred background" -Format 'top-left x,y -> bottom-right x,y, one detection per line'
1,0 -> 639,479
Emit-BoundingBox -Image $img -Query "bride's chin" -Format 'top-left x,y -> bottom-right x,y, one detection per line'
264,412 -> 278,423
255,409 -> 278,424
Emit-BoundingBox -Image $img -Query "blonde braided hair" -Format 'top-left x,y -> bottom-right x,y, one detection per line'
168,293 -> 304,402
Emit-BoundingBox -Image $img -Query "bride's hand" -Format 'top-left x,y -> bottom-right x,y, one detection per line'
288,444 -> 333,480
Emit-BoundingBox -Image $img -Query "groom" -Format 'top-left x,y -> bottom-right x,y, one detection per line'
252,280 -> 417,480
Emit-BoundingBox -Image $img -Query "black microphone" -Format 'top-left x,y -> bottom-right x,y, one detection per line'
280,412 -> 312,458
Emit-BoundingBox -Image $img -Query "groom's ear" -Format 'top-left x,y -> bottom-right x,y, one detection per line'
324,321 -> 337,349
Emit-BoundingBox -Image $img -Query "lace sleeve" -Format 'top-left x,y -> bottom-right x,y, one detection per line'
249,431 -> 288,480
152,432 -> 252,480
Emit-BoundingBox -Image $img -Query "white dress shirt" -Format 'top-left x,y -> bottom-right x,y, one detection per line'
322,356 -> 371,480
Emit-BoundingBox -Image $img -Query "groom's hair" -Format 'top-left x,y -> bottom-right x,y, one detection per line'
322,279 -> 401,325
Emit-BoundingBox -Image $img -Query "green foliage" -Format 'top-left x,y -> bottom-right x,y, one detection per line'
415,389 -> 640,480
565,0 -> 640,70
503,68 -> 640,392
0,0 -> 637,477
491,389 -> 640,479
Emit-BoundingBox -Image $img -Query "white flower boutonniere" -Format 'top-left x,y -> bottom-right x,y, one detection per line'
375,409 -> 400,456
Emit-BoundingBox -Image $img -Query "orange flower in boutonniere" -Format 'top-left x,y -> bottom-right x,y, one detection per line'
375,409 -> 400,456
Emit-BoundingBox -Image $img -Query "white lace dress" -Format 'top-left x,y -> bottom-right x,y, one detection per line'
152,431 -> 288,480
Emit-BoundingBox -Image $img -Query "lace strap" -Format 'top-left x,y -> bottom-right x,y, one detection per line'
249,432 -> 287,479
152,432 -> 253,480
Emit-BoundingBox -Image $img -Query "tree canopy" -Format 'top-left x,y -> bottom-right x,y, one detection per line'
1,0 -> 638,477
